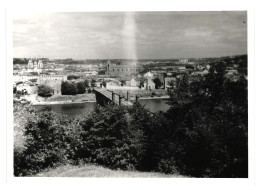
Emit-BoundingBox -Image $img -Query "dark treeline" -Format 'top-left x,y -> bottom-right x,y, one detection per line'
14,61 -> 247,177
61,81 -> 87,95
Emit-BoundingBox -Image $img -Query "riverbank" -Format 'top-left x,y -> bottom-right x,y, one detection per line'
32,100 -> 96,105
138,95 -> 170,100
111,89 -> 169,100
31,93 -> 96,105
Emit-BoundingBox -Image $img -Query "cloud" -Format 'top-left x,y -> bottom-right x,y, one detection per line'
13,11 -> 247,59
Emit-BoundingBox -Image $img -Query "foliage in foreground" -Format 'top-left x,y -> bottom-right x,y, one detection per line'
14,62 -> 247,177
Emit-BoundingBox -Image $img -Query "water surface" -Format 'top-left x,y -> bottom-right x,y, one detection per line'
35,99 -> 170,117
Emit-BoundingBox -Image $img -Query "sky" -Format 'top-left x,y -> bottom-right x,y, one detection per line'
13,11 -> 247,59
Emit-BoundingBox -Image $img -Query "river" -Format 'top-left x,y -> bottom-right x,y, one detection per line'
35,99 -> 170,118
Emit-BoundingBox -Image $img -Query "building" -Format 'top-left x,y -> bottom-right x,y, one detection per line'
144,71 -> 154,78
106,81 -> 121,89
145,78 -> 155,90
13,74 -> 38,83
27,58 -> 44,74
16,82 -> 37,95
126,78 -> 139,87
28,58 -> 43,69
106,60 -> 143,75
37,75 -> 67,95
179,58 -> 189,64
85,71 -> 98,76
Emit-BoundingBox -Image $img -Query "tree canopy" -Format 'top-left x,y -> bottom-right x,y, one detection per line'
37,85 -> 54,97
153,78 -> 162,89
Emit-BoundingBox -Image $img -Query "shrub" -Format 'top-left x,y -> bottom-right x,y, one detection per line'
164,64 -> 248,177
67,75 -> 80,80
37,85 -> 54,97
77,82 -> 86,94
76,104 -> 148,170
14,108 -> 73,176
61,81 -> 78,95
153,78 -> 162,89
84,80 -> 89,88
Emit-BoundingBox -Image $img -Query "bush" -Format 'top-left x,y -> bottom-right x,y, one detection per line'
61,81 -> 78,95
91,79 -> 96,87
77,82 -> 86,94
84,80 -> 89,88
163,64 -> 248,177
67,75 -> 80,80
38,85 -> 54,97
76,104 -> 146,170
13,108 -> 79,176
153,78 -> 162,89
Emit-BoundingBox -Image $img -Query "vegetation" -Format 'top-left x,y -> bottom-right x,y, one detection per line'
98,70 -> 106,75
77,82 -> 86,94
91,79 -> 96,87
153,78 -> 162,89
13,58 -> 28,65
163,62 -> 247,177
138,78 -> 145,88
84,79 -> 90,88
67,75 -> 80,80
61,81 -> 78,95
34,164 -> 184,177
28,79 -> 38,83
101,81 -> 106,88
37,85 -> 54,97
14,61 -> 247,177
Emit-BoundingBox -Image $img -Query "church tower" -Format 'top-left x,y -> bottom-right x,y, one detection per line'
33,58 -> 38,69
38,59 -> 43,69
28,58 -> 33,69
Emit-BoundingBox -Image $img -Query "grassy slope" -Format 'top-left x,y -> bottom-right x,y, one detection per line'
35,165 -> 186,178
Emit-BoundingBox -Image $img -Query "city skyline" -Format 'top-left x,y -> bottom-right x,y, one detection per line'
13,11 -> 247,59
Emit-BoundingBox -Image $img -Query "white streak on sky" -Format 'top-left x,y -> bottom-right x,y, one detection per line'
122,12 -> 137,60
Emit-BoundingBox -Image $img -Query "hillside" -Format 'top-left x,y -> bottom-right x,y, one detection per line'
34,165 -> 186,178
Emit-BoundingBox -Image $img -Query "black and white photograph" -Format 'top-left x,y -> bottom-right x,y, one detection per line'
2,0 -> 260,188
11,10 -> 249,179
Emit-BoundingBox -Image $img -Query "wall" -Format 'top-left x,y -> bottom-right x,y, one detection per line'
106,86 -> 140,90
106,61 -> 143,75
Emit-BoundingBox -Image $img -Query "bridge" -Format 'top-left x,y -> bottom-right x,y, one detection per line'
93,88 -> 139,106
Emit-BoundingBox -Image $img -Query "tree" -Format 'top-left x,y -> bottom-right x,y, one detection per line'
67,75 -> 80,80
98,70 -> 106,75
102,81 -> 107,88
84,79 -> 89,88
29,79 -> 37,83
120,80 -> 126,86
61,81 -> 78,95
16,90 -> 22,99
91,79 -> 96,87
77,82 -> 86,94
138,78 -> 145,88
164,63 -> 248,177
153,78 -> 162,89
37,85 -> 54,97
67,82 -> 78,95
61,81 -> 69,95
